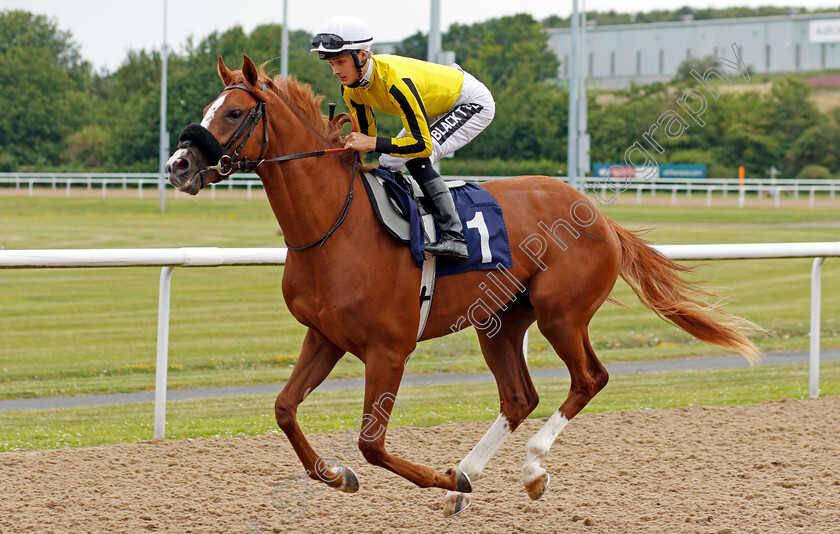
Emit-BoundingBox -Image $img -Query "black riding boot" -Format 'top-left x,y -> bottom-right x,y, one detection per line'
406,158 -> 469,261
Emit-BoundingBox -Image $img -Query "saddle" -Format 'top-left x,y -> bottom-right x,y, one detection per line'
360,168 -> 514,339
360,167 -> 513,275
360,168 -> 467,264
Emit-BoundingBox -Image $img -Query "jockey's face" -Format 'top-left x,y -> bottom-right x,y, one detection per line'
327,51 -> 368,86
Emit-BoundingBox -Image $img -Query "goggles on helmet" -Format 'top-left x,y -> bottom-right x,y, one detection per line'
311,33 -> 373,50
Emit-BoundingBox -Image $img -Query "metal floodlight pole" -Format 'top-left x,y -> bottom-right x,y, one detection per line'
578,2 -> 589,190
158,0 -> 168,213
428,0 -> 441,64
281,0 -> 289,76
428,0 -> 442,172
566,0 -> 579,191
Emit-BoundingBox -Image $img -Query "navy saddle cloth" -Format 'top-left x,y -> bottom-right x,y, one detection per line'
362,168 -> 513,277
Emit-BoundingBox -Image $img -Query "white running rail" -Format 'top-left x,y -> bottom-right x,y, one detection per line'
1,243 -> 837,438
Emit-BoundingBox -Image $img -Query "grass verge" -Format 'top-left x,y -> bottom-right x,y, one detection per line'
2,361 -> 838,452
2,197 -> 839,399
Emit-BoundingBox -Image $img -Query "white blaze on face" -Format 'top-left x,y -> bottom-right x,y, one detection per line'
167,93 -> 228,170
200,94 -> 227,128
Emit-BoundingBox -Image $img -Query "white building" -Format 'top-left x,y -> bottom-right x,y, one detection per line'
548,12 -> 840,88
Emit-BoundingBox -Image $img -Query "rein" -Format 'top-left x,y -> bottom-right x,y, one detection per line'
284,155 -> 358,251
182,83 -> 361,251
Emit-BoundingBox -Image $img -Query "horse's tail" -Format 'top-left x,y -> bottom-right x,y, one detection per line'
608,218 -> 763,365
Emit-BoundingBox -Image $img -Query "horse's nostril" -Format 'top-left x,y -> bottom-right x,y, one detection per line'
176,158 -> 189,171
165,163 -> 172,174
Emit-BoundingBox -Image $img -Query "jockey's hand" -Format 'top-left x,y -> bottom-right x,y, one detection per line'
344,132 -> 376,153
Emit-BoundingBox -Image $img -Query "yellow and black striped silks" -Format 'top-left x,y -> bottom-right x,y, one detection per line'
341,54 -> 464,159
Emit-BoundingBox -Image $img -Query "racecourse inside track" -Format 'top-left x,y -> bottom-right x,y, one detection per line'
1,396 -> 839,533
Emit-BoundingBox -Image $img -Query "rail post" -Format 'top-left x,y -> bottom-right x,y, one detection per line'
810,257 -> 824,398
154,266 -> 174,439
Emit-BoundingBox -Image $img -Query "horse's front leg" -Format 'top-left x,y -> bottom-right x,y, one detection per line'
355,345 -> 473,493
274,328 -> 358,492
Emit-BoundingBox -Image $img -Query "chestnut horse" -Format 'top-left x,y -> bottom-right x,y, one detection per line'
167,56 -> 761,517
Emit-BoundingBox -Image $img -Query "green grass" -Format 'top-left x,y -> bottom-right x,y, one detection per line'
2,361 -> 837,451
1,197 -> 839,401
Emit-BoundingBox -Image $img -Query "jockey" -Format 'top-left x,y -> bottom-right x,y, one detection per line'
311,15 -> 495,261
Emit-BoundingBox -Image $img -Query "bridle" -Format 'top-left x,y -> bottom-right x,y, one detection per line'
177,82 -> 359,251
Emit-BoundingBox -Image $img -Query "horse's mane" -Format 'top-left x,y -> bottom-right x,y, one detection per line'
254,66 -> 346,150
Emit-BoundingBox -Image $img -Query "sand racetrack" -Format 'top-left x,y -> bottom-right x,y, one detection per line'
2,396 -> 839,533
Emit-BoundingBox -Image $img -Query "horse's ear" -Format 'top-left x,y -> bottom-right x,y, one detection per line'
218,56 -> 235,85
242,55 -> 259,86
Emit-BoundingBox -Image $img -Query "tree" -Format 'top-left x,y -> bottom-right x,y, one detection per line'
589,91 -> 668,164
466,76 -> 568,161
172,25 -> 342,126
394,31 -> 427,60
784,123 -> 840,175
444,14 -> 559,89
672,55 -> 719,83
718,122 -> 780,176
62,125 -> 109,169
796,164 -> 832,180
0,10 -> 94,169
765,77 -> 822,145
98,50 -> 161,171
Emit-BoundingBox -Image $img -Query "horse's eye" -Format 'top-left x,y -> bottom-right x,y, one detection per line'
229,109 -> 243,120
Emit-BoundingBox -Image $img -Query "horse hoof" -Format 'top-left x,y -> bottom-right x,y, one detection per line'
443,467 -> 472,493
458,469 -> 473,493
337,466 -> 359,493
443,491 -> 471,518
451,468 -> 472,493
524,472 -> 550,500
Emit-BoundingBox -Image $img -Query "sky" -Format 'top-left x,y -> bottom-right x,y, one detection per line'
3,0 -> 840,72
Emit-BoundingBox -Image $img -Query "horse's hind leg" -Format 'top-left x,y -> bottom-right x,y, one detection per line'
443,302 -> 538,517
521,318 -> 608,500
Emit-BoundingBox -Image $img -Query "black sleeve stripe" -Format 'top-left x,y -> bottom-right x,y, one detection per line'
351,101 -> 371,134
402,78 -> 429,123
387,83 -> 428,155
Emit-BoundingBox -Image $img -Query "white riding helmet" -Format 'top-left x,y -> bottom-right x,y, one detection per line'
310,15 -> 374,60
